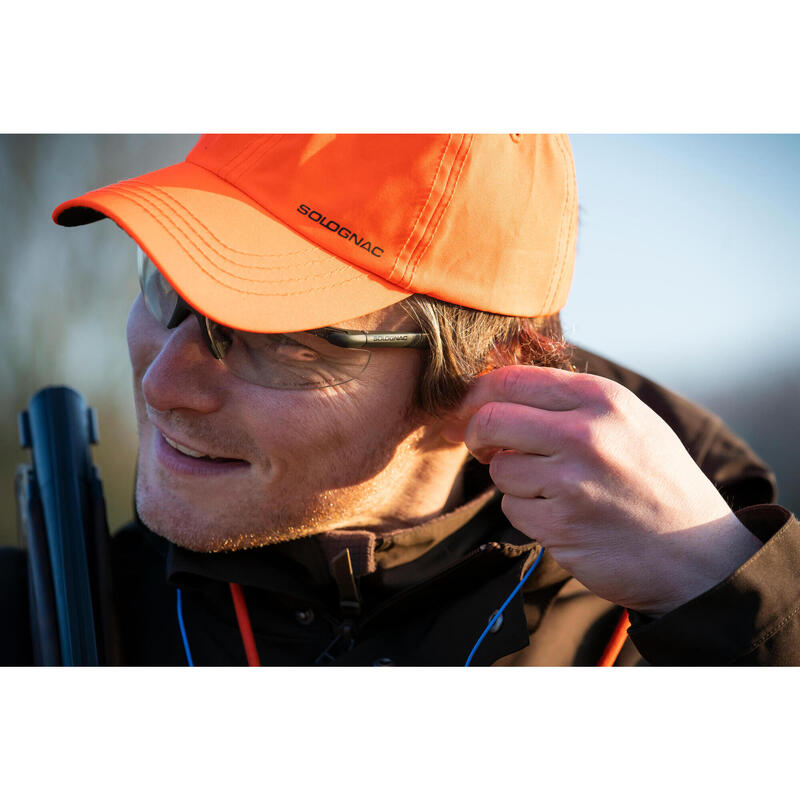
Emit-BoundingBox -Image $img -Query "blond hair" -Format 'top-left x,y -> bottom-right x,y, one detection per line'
398,295 -> 575,416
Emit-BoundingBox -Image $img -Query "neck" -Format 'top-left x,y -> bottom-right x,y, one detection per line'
329,437 -> 471,534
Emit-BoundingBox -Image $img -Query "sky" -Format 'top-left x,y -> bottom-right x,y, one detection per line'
563,134 -> 800,396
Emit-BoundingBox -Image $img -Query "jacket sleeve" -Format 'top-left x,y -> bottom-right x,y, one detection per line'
628,504 -> 800,665
0,547 -> 34,665
626,403 -> 800,665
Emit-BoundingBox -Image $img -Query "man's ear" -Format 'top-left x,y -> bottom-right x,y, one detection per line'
407,404 -> 470,455
437,402 -> 471,445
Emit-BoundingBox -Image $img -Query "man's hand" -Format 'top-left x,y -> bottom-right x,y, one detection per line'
442,366 -> 763,617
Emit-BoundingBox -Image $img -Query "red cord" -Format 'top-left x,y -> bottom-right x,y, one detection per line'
597,610 -> 630,667
229,578 -> 626,668
229,582 -> 261,667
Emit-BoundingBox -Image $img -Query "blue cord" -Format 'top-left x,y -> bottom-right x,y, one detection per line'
175,549 -> 543,668
176,588 -> 195,667
464,547 -> 545,666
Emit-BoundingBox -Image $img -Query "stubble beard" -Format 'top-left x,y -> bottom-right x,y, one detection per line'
136,475 -> 384,553
135,405 -> 428,553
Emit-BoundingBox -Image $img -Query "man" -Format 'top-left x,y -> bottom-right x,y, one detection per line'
4,134 -> 799,665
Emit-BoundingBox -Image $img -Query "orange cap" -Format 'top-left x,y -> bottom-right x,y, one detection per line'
53,134 -> 578,332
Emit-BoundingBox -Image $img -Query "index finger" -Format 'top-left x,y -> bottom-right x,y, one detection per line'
441,365 -> 583,443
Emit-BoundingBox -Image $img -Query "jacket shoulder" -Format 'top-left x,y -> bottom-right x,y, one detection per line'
571,345 -> 777,509
0,547 -> 34,665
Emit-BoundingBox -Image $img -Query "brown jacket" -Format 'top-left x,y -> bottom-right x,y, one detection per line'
499,346 -> 800,666
2,346 -> 797,665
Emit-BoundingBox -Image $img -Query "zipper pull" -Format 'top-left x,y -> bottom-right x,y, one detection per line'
331,547 -> 361,617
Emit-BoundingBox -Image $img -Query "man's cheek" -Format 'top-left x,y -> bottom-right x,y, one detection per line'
310,394 -> 397,465
252,402 -> 361,487
269,407 -> 352,472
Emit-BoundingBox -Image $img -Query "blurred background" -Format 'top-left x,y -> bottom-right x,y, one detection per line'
1,134 -> 797,547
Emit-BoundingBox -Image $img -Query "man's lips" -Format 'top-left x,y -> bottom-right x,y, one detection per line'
152,423 -> 247,462
153,427 -> 250,476
161,432 -> 237,461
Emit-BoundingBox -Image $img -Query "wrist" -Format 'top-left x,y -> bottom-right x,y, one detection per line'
643,513 -> 763,618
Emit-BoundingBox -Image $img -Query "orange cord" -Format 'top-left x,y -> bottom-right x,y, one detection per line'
229,582 -> 261,667
229,577 -> 627,668
597,610 -> 630,666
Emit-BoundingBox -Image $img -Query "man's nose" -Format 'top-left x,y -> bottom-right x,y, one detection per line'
142,315 -> 226,414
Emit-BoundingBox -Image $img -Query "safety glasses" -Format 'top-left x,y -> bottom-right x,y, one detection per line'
137,247 -> 428,390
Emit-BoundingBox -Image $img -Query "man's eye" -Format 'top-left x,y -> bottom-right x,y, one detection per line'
272,335 -> 321,362
204,321 -> 233,356
237,332 -> 322,363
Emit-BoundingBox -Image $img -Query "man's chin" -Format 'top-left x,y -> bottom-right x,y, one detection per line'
135,494 -> 327,553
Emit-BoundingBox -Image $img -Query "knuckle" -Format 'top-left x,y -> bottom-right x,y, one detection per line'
488,453 -> 506,483
584,374 -> 628,414
557,465 -> 591,503
502,494 -> 558,544
562,415 -> 597,453
500,493 -> 524,527
602,383 -> 629,415
545,501 -> 574,535
489,452 -> 521,490
498,365 -> 527,398
473,401 -> 504,444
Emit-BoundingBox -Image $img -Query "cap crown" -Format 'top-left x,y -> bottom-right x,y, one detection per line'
186,134 -> 577,317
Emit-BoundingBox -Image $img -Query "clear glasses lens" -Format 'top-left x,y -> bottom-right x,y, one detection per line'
137,247 -> 180,327
137,248 -> 370,390
211,321 -> 370,389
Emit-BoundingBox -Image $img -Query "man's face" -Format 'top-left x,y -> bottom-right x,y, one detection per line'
127,293 -> 459,551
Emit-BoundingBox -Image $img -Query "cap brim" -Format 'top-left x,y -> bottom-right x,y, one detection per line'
53,162 -> 411,332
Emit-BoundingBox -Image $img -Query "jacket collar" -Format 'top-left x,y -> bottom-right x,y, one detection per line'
164,460 -> 571,601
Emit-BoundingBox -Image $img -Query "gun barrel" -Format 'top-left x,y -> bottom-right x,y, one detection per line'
22,387 -> 99,666
16,465 -> 61,665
